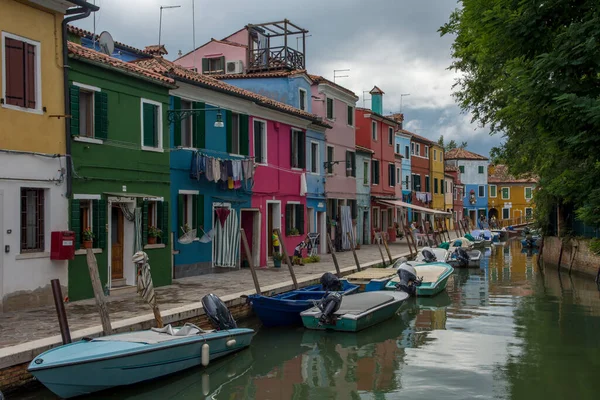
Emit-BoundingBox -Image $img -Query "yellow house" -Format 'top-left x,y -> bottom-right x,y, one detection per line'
0,0 -> 97,312
488,164 -> 537,226
430,142 -> 445,211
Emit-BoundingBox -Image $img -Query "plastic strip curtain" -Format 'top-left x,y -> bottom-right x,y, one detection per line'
213,208 -> 240,268
133,207 -> 142,253
341,205 -> 354,250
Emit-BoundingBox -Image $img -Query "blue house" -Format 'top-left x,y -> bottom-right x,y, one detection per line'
396,130 -> 412,221
67,25 -> 153,62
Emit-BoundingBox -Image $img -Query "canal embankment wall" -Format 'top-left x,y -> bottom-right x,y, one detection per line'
542,236 -> 600,278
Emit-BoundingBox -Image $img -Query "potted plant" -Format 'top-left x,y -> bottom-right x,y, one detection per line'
148,226 -> 162,244
272,252 -> 283,268
82,228 -> 94,249
288,228 -> 299,236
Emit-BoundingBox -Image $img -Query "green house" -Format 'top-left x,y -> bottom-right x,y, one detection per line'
66,41 -> 176,301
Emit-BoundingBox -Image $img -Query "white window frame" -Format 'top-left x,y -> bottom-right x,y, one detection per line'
478,185 -> 485,198
525,187 -> 533,200
347,104 -> 354,127
388,163 -> 395,187
433,149 -> 437,161
372,206 -> 380,229
253,118 -> 267,165
416,143 -> 421,156
179,98 -> 194,149
489,185 -> 497,198
372,121 -> 377,141
178,189 -> 199,229
72,82 -> 102,142
310,140 -> 319,175
1,32 -> 42,114
395,143 -> 400,154
140,98 -> 164,152
363,160 -> 369,186
501,187 -> 510,200
396,167 -> 401,184
410,142 -> 415,155
298,88 -> 307,111
424,145 -> 429,159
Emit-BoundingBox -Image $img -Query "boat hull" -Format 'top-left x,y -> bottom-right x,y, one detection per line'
384,262 -> 454,297
28,328 -> 254,399
447,250 -> 482,268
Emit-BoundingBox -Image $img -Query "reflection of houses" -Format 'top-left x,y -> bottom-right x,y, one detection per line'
356,146 -> 373,245
488,164 -> 536,225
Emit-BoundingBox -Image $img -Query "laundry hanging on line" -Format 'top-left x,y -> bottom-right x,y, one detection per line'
189,151 -> 254,189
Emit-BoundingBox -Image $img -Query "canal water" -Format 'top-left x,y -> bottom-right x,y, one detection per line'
14,240 -> 600,399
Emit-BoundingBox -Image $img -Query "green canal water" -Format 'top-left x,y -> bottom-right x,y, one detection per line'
15,241 -> 600,399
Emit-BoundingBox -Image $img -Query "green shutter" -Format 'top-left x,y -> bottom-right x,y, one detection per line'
177,194 -> 184,236
143,102 -> 156,147
202,58 -> 209,73
286,204 -> 293,234
69,85 -> 80,136
142,201 -> 149,245
226,110 -> 232,153
173,96 -> 182,148
94,91 -> 108,140
92,199 -> 106,249
193,101 -> 205,149
196,195 -> 204,231
71,199 -> 81,250
160,201 -> 169,245
239,114 -> 249,156
297,205 -> 305,235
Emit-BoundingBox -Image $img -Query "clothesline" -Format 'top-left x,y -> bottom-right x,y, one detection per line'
190,152 -> 254,190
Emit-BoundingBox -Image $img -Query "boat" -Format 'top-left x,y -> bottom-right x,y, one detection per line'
246,273 -> 359,327
384,262 -> 454,296
521,237 -> 541,248
413,247 -> 448,263
446,247 -> 482,268
345,268 -> 397,292
300,291 -> 409,332
491,229 -> 508,241
28,294 -> 254,399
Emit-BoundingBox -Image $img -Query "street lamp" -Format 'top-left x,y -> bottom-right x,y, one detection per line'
158,5 -> 181,47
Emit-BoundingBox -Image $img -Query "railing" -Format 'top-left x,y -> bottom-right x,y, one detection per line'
247,46 -> 305,71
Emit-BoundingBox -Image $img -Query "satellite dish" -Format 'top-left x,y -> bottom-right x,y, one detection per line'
98,31 -> 115,56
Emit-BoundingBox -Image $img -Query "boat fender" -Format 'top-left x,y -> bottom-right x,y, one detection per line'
202,373 -> 210,396
201,343 -> 210,366
318,291 -> 342,325
226,339 -> 236,347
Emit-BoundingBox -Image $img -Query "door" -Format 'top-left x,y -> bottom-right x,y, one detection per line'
363,211 -> 369,245
111,206 -> 124,280
469,210 -> 477,228
0,192 -> 3,310
267,204 -> 274,257
307,208 -> 315,233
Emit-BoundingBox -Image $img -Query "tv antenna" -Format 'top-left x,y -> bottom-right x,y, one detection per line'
333,69 -> 349,83
98,31 -> 115,56
362,91 -> 371,108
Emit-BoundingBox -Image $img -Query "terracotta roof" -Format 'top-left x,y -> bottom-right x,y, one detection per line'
212,69 -> 309,80
400,129 -> 433,144
211,38 -> 247,48
445,165 -> 459,172
387,113 -> 404,123
370,85 -> 384,95
445,148 -> 488,160
356,107 -> 399,126
67,42 -> 175,86
308,74 -> 359,99
488,164 -> 537,184
356,145 -> 374,154
145,45 -> 168,56
67,25 -> 150,56
133,57 -> 331,128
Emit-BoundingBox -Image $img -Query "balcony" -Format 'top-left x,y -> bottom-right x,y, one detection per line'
247,20 -> 308,72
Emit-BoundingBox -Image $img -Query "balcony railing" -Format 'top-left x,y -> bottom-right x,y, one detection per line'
247,46 -> 305,71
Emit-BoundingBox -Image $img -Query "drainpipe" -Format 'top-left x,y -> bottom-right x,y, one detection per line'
62,1 -> 99,198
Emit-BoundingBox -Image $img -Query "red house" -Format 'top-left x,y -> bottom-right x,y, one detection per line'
445,165 -> 464,227
355,86 -> 399,241
409,131 -> 433,223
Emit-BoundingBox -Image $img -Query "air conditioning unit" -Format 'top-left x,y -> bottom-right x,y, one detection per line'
226,60 -> 244,74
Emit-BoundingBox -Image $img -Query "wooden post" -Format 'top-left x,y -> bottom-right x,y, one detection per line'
454,221 -> 462,238
557,240 -> 564,271
346,232 -> 362,272
374,233 -> 387,266
424,221 -> 433,247
326,234 -> 342,277
404,227 -> 417,257
240,228 -> 261,295
275,228 -> 298,289
380,232 -> 394,265
568,243 -> 577,275
86,248 -> 112,336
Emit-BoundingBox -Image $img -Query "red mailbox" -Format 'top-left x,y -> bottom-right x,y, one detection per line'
51,231 -> 76,260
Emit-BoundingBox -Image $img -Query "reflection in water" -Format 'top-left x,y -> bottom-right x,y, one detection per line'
16,240 -> 600,400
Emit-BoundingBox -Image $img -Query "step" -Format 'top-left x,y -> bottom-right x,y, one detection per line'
111,278 -> 127,288
109,285 -> 137,297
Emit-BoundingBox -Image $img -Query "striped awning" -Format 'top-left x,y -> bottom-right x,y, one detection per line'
378,199 -> 452,216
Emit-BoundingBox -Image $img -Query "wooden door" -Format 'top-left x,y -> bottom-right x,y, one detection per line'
267,204 -> 273,256
111,206 -> 124,280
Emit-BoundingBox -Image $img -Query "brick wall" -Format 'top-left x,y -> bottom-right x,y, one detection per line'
542,236 -> 600,278
0,362 -> 34,395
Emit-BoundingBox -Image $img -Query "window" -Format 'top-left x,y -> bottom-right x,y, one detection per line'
459,165 -> 465,173
434,178 -> 438,194
180,100 -> 193,147
201,56 -> 225,74
347,199 -> 358,219
425,176 -> 430,192
441,180 -> 444,194
326,146 -> 334,174
373,207 -> 380,229
227,112 -> 240,154
490,185 -> 497,198
502,208 -> 510,219
479,185 -> 485,197
71,197 -> 108,250
79,200 -> 92,245
478,165 -> 484,174
326,97 -> 334,119
347,105 -> 354,126
144,200 -> 168,245
425,146 -> 429,159
397,167 -> 401,184
525,207 -> 533,219
177,192 -> 203,236
388,163 -> 395,187
525,187 -> 533,200
412,174 -> 421,191
405,175 -> 410,189
141,99 -> 163,151
388,127 -> 393,145
310,142 -> 319,174
501,187 -> 510,199
396,143 -> 400,154
363,160 -> 369,185
285,203 -> 305,235
371,159 -> 380,185
411,142 -> 415,155
70,83 -> 107,140
345,151 -> 356,177
2,33 -> 40,112
434,149 -> 437,161
440,153 -> 443,163
299,88 -> 307,111
416,143 -> 420,156
291,129 -> 306,169
405,145 -> 409,159
20,188 -> 44,253
372,121 -> 377,140
254,119 -> 267,164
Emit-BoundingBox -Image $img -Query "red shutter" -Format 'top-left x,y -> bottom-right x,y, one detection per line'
25,43 -> 36,109
5,38 -> 25,107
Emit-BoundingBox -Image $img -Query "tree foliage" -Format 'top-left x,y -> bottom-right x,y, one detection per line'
438,135 -> 464,151
440,0 -> 600,226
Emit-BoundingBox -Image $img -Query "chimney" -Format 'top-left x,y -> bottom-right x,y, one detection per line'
144,44 -> 168,56
390,113 -> 404,130
369,86 -> 384,115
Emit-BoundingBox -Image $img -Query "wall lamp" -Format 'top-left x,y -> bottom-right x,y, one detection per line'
167,107 -> 227,128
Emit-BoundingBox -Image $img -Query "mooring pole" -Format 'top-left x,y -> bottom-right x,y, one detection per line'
51,279 -> 71,345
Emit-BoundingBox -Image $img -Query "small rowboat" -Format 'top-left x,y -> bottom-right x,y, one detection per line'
345,268 -> 397,292
384,262 -> 454,296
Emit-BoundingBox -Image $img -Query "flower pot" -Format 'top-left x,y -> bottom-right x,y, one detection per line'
273,259 -> 282,268
148,236 -> 157,245
83,240 -> 93,249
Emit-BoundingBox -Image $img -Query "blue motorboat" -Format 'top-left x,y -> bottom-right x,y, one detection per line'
247,273 -> 359,327
28,294 -> 254,399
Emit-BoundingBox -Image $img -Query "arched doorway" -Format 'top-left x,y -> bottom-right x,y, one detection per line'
488,208 -> 498,220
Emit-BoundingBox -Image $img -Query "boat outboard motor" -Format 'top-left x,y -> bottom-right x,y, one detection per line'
317,291 -> 343,325
396,262 -> 422,296
320,272 -> 343,292
422,249 -> 437,263
201,293 -> 237,330
454,247 -> 470,267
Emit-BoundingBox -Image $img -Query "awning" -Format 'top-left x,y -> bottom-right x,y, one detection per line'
378,199 -> 452,216
104,192 -> 164,201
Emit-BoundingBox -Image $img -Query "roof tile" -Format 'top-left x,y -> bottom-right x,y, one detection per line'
308,74 -> 359,99
67,25 -> 150,56
445,148 -> 489,161
488,164 -> 537,183
212,69 -> 308,80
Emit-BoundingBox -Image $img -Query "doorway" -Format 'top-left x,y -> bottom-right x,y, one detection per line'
362,210 -> 369,245
111,205 -> 124,285
307,207 -> 315,233
266,201 -> 281,258
317,211 -> 326,253
241,209 -> 260,267
469,209 -> 477,227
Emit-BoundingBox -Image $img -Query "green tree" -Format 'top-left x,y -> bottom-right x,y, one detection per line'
440,0 -> 600,227
438,135 -> 460,151
459,141 -> 467,149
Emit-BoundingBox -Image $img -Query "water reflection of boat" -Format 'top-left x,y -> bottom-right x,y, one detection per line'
249,326 -> 306,377
416,290 -> 452,309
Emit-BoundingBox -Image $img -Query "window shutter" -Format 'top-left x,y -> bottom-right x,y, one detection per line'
201,58 -> 209,73
143,103 -> 156,147
375,162 -> 380,184
71,199 -> 81,250
191,195 -> 197,231
351,153 -> 356,177
219,56 -> 225,72
5,38 -> 25,107
299,132 -> 306,169
239,115 -> 249,155
25,43 -> 36,109
142,201 -> 149,245
196,195 -> 204,231
173,96 -> 182,147
69,85 -> 80,135
160,201 -> 169,245
226,110 -> 233,153
193,101 -> 205,149
94,91 -> 108,140
297,205 -> 305,235
255,122 -> 263,162
290,131 -> 294,168
285,204 -> 293,233
177,194 -> 184,236
92,199 -> 107,248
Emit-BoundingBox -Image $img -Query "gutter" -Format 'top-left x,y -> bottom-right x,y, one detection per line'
62,0 -> 99,198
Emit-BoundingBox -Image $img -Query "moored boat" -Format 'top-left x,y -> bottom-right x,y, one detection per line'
446,247 -> 482,268
384,262 -> 454,297
28,294 -> 253,399
345,268 -> 397,292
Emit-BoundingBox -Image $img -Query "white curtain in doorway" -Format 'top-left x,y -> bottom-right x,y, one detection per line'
213,209 -> 240,268
341,206 -> 354,250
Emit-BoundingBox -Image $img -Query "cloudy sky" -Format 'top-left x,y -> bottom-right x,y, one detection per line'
74,0 -> 501,157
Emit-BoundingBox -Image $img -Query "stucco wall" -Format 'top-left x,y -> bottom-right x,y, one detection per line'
222,76 -> 312,112
175,40 -> 246,72
396,134 -> 411,192
457,159 -> 488,185
541,237 -> 600,278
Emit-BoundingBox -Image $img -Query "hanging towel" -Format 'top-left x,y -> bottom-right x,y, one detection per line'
205,156 -> 214,182
300,173 -> 307,197
233,161 -> 242,189
242,159 -> 254,182
212,158 -> 221,182
220,160 -> 228,182
215,207 -> 231,228
227,160 -> 234,189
